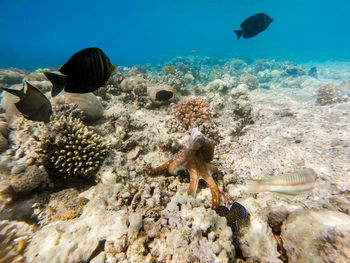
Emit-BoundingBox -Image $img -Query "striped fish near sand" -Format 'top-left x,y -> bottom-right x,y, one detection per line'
247,168 -> 317,197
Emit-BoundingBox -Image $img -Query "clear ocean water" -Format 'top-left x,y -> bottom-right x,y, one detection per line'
1,0 -> 350,70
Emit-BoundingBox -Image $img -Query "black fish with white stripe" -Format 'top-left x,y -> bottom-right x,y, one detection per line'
44,47 -> 116,97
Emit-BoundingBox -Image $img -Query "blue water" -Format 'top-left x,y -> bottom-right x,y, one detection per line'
1,0 -> 350,70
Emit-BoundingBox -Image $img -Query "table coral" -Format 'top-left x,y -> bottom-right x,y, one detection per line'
146,128 -> 220,209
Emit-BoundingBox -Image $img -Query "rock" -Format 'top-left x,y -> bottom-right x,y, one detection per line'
0,70 -> 24,85
128,213 -> 143,242
0,120 -> 8,138
10,165 -> 50,193
25,197 -> 129,263
147,83 -> 176,104
206,79 -> 230,93
52,92 -> 103,121
235,198 -> 280,262
281,210 -> 350,263
1,84 -> 23,125
120,76 -> 148,92
0,134 -> 8,153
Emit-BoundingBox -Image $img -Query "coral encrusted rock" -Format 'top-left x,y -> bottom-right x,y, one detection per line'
41,115 -> 109,178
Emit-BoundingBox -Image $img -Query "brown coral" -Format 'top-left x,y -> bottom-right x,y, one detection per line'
170,97 -> 212,129
41,115 -> 110,178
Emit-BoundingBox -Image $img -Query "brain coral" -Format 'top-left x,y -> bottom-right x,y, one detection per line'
41,115 -> 109,178
170,97 -> 212,129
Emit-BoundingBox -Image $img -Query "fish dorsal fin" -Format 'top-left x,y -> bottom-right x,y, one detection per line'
24,80 -> 42,97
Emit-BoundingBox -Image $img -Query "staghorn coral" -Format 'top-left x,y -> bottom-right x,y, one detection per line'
170,97 -> 212,129
41,115 -> 109,178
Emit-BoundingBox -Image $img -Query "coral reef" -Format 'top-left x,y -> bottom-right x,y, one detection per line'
41,115 -> 110,178
146,128 -> 220,209
167,96 -> 221,141
315,83 -> 348,105
0,58 -> 350,263
170,97 -> 212,129
238,74 -> 259,90
119,76 -> 151,108
0,69 -> 25,86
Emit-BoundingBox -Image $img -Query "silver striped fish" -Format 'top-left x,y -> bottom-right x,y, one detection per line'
246,168 -> 317,197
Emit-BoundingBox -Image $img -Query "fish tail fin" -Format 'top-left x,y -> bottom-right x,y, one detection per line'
234,30 -> 244,40
108,65 -> 116,75
246,179 -> 266,192
44,72 -> 67,97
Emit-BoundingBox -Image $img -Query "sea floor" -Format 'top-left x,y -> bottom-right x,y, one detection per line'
0,58 -> 349,263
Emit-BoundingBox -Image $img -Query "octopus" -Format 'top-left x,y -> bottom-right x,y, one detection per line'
146,128 -> 220,209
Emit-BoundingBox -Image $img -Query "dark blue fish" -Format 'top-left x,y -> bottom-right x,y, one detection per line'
44,47 -> 115,97
234,13 -> 273,39
215,202 -> 248,232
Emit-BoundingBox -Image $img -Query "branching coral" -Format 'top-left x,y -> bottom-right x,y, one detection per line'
41,115 -> 109,178
170,97 -> 212,129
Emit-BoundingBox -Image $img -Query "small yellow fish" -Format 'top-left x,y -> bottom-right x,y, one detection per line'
195,70 -> 200,77
247,168 -> 317,197
190,49 -> 197,53
162,66 -> 175,73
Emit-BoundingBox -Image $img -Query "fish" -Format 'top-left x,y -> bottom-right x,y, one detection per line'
44,47 -> 115,97
162,66 -> 175,73
216,202 -> 248,232
1,81 -> 52,123
155,89 -> 177,101
195,71 -> 200,77
247,168 -> 317,197
190,49 -> 197,53
234,13 -> 273,40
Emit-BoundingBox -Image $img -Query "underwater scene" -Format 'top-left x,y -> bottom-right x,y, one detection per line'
1,0 -> 350,262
